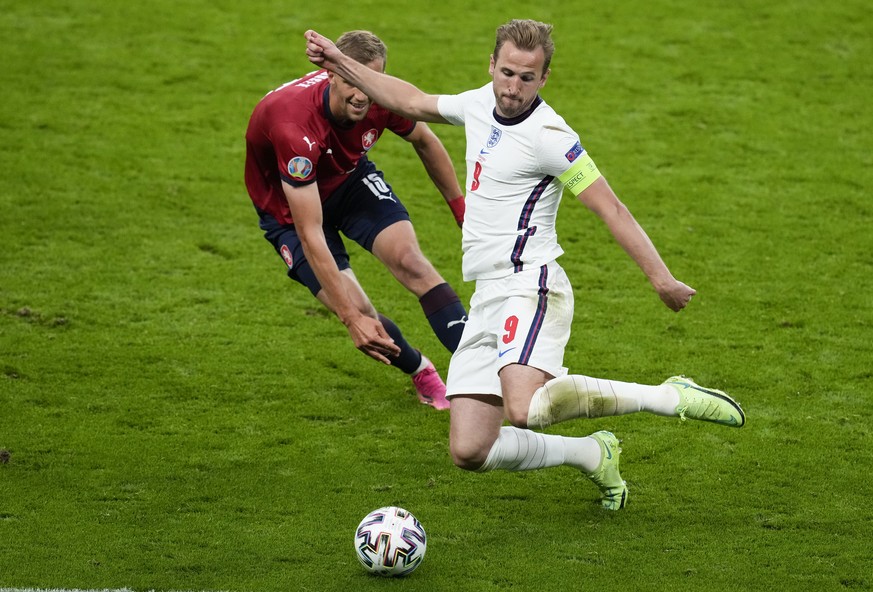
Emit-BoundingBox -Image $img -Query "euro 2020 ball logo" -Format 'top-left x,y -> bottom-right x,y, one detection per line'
287,156 -> 313,180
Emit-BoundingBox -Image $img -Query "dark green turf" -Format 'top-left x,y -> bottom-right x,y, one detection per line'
2,0 -> 871,590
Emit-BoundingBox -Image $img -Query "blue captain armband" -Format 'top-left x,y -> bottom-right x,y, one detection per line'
558,153 -> 602,196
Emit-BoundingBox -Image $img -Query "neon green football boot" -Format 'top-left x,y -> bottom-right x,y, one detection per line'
587,431 -> 628,511
666,376 -> 746,428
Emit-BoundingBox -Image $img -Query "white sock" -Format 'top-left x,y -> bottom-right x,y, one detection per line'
412,355 -> 430,375
478,426 -> 601,473
583,376 -> 679,415
528,374 -> 680,429
563,435 -> 603,473
479,426 -> 563,472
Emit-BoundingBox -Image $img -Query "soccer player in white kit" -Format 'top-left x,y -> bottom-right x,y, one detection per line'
306,20 -> 745,510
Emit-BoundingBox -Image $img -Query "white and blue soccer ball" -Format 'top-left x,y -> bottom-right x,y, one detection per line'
354,506 -> 427,577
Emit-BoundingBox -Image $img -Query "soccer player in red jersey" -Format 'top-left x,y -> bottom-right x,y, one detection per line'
245,30 -> 468,409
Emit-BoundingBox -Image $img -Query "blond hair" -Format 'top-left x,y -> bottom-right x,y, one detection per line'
336,30 -> 387,69
494,19 -> 554,73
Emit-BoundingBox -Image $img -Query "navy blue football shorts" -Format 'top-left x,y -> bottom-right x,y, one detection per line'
257,160 -> 411,296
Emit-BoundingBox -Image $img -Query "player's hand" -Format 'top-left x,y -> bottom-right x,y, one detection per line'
346,315 -> 401,364
305,30 -> 340,70
656,279 -> 696,312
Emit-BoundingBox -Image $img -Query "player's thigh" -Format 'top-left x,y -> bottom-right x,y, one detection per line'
332,163 -> 411,252
259,210 -> 353,298
448,394 -> 504,468
494,265 -> 573,379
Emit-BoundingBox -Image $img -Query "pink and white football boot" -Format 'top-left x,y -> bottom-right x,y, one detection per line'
411,360 -> 450,410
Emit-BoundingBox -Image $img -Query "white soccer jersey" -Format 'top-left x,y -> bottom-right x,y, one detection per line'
438,83 -> 588,281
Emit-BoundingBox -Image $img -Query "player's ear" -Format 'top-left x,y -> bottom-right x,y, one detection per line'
540,67 -> 550,88
489,54 -> 495,76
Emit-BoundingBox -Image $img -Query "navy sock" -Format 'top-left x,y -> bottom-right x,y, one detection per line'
419,283 -> 467,353
378,314 -> 423,375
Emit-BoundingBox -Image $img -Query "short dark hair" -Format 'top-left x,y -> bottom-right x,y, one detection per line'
336,30 -> 387,70
494,19 -> 554,74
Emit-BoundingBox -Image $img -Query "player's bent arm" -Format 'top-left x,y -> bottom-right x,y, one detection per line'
282,182 -> 401,360
403,123 -> 465,224
305,29 -> 446,123
555,147 -> 695,310
282,182 -> 361,324
576,177 -> 694,310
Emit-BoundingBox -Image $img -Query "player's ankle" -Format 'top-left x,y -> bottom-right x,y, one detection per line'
411,354 -> 430,375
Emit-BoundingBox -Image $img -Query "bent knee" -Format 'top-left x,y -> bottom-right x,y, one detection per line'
449,443 -> 489,472
451,453 -> 485,472
504,407 -> 530,430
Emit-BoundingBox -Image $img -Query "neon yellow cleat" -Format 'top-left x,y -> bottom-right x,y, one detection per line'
667,376 -> 746,428
587,431 -> 628,511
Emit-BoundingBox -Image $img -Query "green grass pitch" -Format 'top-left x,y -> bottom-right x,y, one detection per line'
1,0 -> 872,590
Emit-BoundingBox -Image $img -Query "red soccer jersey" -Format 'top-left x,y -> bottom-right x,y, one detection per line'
244,69 -> 416,225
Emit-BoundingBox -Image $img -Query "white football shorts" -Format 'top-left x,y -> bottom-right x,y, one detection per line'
446,260 -> 573,399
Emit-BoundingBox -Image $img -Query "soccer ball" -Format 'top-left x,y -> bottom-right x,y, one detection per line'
354,506 -> 427,577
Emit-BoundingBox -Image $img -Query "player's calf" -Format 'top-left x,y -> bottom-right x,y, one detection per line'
527,375 -> 642,429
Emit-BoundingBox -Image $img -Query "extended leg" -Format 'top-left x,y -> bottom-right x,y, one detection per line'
527,374 -> 745,429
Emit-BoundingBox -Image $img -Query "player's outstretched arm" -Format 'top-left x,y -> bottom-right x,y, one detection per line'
305,29 -> 446,124
578,177 -> 696,312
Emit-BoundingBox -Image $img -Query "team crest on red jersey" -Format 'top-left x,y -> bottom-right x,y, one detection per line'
280,244 -> 294,268
361,129 -> 379,151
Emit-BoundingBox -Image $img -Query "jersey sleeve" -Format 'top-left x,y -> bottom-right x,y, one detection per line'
437,92 -> 471,126
271,122 -> 321,187
537,125 -> 602,196
387,112 -> 416,137
438,83 -> 493,126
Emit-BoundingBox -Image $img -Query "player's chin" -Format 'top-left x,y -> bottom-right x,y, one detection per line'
499,100 -> 524,118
